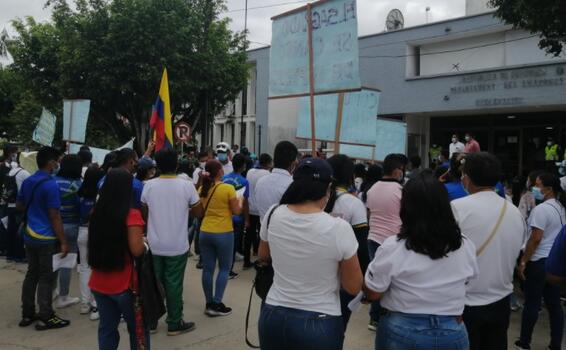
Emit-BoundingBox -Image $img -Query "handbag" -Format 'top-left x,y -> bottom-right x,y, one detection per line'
245,204 -> 279,348
135,249 -> 166,327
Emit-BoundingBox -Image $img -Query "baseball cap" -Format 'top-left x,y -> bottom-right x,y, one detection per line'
138,156 -> 156,171
293,158 -> 333,182
216,142 -> 230,153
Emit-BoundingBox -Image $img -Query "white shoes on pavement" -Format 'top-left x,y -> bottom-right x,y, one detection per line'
55,296 -> 80,309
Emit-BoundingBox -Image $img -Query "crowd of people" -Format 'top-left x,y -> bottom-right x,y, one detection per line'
1,138 -> 566,350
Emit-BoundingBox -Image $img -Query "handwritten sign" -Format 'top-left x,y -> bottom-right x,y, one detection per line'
375,119 -> 407,161
33,108 -> 56,146
269,0 -> 361,97
63,99 -> 90,143
296,90 -> 379,145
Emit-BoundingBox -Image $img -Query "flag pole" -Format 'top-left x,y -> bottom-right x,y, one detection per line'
307,3 -> 317,158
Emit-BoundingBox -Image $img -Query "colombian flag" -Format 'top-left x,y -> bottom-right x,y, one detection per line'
149,68 -> 173,151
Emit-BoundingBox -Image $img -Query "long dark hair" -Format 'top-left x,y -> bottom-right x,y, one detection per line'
78,164 -> 104,199
200,159 -> 223,198
325,154 -> 354,213
88,169 -> 133,271
511,175 -> 526,207
398,170 -> 463,260
538,172 -> 566,209
360,164 -> 383,203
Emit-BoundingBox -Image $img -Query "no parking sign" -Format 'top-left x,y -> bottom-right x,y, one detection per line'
174,122 -> 191,144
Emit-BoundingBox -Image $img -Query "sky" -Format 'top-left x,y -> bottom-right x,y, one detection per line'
1,0 -> 466,50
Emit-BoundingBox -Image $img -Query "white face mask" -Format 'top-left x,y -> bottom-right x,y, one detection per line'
465,136 -> 471,142
199,162 -> 206,169
451,138 -> 457,143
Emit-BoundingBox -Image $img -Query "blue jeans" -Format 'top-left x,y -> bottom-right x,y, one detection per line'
58,223 -> 79,296
93,290 -> 150,350
199,231 -> 234,304
259,303 -> 344,350
376,312 -> 469,350
520,258 -> 564,349
368,240 -> 381,323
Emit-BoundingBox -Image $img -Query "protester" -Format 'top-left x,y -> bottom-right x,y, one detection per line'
78,149 -> 93,178
98,148 -> 143,208
222,153 -> 250,279
192,151 -> 210,186
464,133 -> 481,153
0,144 -> 18,256
141,149 -> 202,335
515,172 -> 566,350
365,153 -> 408,331
359,164 -> 383,204
254,141 -> 298,220
17,146 -> 70,330
216,142 -> 233,175
88,169 -> 149,349
6,153 -> 30,262
258,158 -> 363,349
449,134 -> 465,158
77,165 -> 104,321
365,170 -> 478,350
406,156 -> 422,181
443,155 -> 468,201
53,154 -> 83,309
353,163 -> 366,192
135,156 -> 157,183
325,154 -> 369,329
245,153 -> 272,269
451,152 -> 525,350
518,171 -> 542,219
199,159 -> 242,317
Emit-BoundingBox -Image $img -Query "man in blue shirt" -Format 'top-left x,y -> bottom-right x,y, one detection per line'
222,154 -> 250,278
547,225 -> 566,286
16,146 -> 70,330
97,148 -> 144,208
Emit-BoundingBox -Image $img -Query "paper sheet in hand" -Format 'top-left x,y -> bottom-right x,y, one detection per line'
236,187 -> 246,198
347,291 -> 364,312
52,253 -> 78,271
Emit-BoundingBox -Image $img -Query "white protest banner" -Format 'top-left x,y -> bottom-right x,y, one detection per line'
69,138 -> 136,165
63,99 -> 90,143
32,108 -> 56,146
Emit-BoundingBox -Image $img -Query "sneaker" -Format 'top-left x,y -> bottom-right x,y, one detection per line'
204,303 -> 217,317
196,261 -> 203,269
89,307 -> 100,321
229,271 -> 239,279
55,296 -> 80,309
235,252 -> 244,262
368,320 -> 378,332
167,320 -> 196,336
213,303 -> 232,317
80,303 -> 91,315
35,315 -> 70,331
19,314 -> 37,327
514,340 -> 530,350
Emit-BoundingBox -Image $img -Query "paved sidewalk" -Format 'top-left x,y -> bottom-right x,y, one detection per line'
0,256 -> 561,349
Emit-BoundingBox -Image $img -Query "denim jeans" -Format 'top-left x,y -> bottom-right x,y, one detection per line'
376,312 -> 469,350
22,243 -> 56,320
199,231 -> 234,304
258,303 -> 344,350
368,240 -> 381,323
58,223 -> 79,296
93,290 -> 150,350
520,258 -> 564,349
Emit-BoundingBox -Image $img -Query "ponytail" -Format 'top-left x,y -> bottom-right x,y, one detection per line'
324,181 -> 338,213
199,160 -> 223,198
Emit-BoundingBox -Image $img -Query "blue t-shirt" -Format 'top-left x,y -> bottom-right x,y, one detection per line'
17,170 -> 61,244
79,197 -> 96,226
547,225 -> 566,277
54,176 -> 82,224
98,175 -> 144,209
444,181 -> 468,201
222,172 -> 249,223
495,182 -> 506,198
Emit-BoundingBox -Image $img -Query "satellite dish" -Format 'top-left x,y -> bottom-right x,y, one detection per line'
386,9 -> 404,31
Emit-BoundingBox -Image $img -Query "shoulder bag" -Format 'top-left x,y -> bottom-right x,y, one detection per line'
476,199 -> 508,257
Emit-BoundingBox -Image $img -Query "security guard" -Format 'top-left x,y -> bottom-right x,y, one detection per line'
545,138 -> 560,161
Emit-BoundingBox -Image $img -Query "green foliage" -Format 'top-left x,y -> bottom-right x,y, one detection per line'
489,0 -> 566,56
3,0 -> 249,152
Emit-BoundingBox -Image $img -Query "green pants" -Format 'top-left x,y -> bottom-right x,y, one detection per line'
152,253 -> 188,326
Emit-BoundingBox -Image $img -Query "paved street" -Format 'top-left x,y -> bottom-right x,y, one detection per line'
0,256 -> 562,350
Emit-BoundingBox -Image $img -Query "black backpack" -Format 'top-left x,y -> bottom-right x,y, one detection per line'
1,169 -> 22,204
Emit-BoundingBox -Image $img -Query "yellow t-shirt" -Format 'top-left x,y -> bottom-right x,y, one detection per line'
200,183 -> 237,233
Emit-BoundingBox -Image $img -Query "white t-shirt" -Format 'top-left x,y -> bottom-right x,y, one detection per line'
365,235 -> 478,315
246,168 -> 270,216
141,176 -> 200,256
528,199 -> 566,261
7,166 -> 31,208
451,191 -> 526,306
330,190 -> 368,227
222,161 -> 233,176
449,141 -> 465,158
255,169 -> 293,220
260,205 -> 358,316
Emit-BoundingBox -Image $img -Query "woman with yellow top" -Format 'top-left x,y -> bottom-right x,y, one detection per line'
199,159 -> 242,317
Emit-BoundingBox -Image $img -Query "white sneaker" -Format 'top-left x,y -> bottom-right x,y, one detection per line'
89,307 -> 100,321
55,296 -> 80,309
235,253 -> 244,262
80,303 -> 91,314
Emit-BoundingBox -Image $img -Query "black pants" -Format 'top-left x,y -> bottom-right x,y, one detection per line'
6,208 -> 25,260
244,214 -> 260,265
22,243 -> 56,320
463,295 -> 511,350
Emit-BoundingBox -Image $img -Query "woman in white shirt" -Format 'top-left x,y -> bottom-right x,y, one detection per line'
258,158 -> 363,350
516,172 -> 566,350
364,170 -> 478,350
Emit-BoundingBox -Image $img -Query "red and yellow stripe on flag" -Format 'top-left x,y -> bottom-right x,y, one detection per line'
149,68 -> 174,151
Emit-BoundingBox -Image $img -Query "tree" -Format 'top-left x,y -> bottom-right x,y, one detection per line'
489,0 -> 566,56
4,0 -> 249,152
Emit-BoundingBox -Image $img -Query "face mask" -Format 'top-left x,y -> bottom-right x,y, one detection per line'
532,187 -> 544,201
559,167 -> 566,176
465,136 -> 471,142
199,162 -> 206,169
451,138 -> 457,143
217,153 -> 228,162
52,162 -> 60,176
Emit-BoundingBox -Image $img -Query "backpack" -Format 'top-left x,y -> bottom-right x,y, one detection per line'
1,169 -> 22,204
